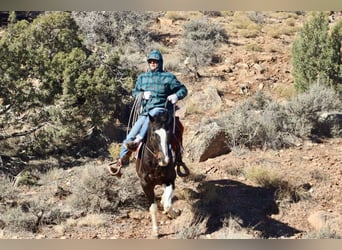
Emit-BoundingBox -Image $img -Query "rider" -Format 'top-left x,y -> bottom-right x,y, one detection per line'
115,49 -> 188,167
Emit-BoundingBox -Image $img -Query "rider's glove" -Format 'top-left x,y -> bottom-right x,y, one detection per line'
143,91 -> 151,100
167,94 -> 178,104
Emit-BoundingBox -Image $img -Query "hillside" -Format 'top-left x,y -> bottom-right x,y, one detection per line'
0,11 -> 341,239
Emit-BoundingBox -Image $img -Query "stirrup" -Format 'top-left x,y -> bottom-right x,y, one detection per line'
107,160 -> 123,177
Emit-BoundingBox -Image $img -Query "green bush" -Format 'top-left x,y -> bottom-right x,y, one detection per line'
0,12 -> 136,157
292,12 -> 342,92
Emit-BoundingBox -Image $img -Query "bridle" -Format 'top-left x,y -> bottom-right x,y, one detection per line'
144,122 -> 171,161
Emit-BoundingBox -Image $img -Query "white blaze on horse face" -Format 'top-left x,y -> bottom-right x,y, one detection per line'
155,128 -> 169,166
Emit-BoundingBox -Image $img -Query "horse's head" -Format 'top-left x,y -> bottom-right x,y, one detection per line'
148,110 -> 172,166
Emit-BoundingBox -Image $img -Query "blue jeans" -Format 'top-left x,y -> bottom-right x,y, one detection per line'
119,107 -> 169,159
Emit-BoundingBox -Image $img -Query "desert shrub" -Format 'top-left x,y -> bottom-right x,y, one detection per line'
72,11 -> 157,50
247,11 -> 265,24
0,206 -> 38,232
231,12 -> 255,29
68,165 -> 140,214
37,167 -> 67,186
228,12 -> 262,38
0,190 -> 57,232
179,18 -> 228,78
222,83 -> 341,150
222,91 -> 289,149
179,39 -> 214,69
292,12 -> 342,92
72,11 -> 161,74
68,165 -> 120,213
284,82 -> 342,137
0,176 -> 18,212
201,11 -> 222,17
182,18 -> 228,44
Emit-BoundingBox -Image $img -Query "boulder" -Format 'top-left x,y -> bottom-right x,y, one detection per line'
184,121 -> 230,162
315,111 -> 342,137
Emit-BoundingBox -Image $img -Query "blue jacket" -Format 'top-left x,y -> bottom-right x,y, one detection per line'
133,50 -> 188,115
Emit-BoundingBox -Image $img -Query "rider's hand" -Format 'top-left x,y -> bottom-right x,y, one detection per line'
167,94 -> 178,104
143,91 -> 151,100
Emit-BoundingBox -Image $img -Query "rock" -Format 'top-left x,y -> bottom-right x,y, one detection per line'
307,210 -> 342,233
253,63 -> 265,73
308,211 -> 328,231
315,111 -> 342,137
184,121 -> 230,162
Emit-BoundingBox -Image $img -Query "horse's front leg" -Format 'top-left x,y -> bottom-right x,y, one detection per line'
161,183 -> 181,219
161,183 -> 173,214
142,184 -> 159,239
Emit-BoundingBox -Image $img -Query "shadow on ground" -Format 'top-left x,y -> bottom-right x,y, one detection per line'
192,179 -> 301,238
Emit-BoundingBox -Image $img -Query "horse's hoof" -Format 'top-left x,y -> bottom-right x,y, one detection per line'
167,208 -> 181,219
151,234 -> 159,239
150,230 -> 159,239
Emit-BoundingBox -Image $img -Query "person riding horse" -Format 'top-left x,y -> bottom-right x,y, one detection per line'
115,49 -> 188,168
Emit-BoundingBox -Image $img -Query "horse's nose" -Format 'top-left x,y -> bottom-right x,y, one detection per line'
157,152 -> 169,166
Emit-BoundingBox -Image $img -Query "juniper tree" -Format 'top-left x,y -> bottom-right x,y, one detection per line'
292,12 -> 342,92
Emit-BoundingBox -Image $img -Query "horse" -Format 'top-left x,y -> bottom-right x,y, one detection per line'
135,108 -> 181,238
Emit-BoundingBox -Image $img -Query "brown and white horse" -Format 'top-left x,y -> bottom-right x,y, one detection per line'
135,109 -> 180,238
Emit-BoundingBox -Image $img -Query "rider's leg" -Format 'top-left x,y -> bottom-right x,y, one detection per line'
125,108 -> 166,151
118,115 -> 147,166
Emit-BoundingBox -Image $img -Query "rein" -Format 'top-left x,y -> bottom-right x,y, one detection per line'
144,143 -> 159,159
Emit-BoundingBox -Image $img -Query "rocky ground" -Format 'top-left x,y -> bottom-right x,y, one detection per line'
2,137 -> 341,239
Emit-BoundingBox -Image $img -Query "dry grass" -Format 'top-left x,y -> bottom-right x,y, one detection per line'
244,166 -> 283,189
245,43 -> 264,52
76,214 -> 106,228
176,215 -> 208,239
304,227 -> 342,239
273,83 -> 297,100
108,142 -> 121,160
263,24 -> 299,38
212,216 -> 255,239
